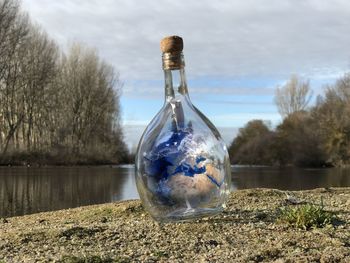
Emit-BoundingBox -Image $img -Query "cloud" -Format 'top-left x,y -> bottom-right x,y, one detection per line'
22,0 -> 350,81
21,0 -> 350,128
123,83 -> 277,98
204,100 -> 273,105
209,113 -> 282,127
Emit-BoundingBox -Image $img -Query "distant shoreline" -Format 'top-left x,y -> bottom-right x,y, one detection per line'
0,162 -> 131,168
0,162 -> 341,168
0,152 -> 133,167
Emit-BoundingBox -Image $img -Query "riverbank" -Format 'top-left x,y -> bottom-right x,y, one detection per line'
0,151 -> 132,167
1,188 -> 349,262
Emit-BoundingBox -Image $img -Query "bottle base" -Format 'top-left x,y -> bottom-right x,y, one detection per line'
153,206 -> 224,223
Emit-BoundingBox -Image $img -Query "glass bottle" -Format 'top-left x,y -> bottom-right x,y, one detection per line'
135,36 -> 231,222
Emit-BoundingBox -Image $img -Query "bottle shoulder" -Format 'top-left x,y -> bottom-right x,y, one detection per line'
137,98 -> 225,154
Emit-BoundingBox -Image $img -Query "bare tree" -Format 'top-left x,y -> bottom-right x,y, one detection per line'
274,75 -> 313,118
0,0 -> 21,78
0,0 -> 127,164
312,73 -> 350,165
56,43 -> 125,160
0,1 -> 30,156
21,26 -> 58,152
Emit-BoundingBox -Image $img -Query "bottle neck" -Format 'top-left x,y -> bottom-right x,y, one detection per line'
162,52 -> 189,102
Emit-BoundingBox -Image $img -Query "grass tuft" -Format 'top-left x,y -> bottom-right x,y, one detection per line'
277,198 -> 336,230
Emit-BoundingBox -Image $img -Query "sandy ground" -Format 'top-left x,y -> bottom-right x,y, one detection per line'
0,188 -> 349,262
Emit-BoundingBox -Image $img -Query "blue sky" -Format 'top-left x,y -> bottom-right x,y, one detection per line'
22,0 -> 350,149
122,76 -> 281,127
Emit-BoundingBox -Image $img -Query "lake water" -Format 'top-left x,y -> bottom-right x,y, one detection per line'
1,165 -> 350,218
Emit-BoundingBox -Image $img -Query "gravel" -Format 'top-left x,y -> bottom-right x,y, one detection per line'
0,188 -> 349,262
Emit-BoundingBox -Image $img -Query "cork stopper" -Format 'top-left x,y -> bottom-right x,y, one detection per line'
160,36 -> 183,53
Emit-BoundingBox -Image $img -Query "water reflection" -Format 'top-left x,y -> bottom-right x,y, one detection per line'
232,166 -> 350,190
0,165 -> 350,218
0,165 -> 139,218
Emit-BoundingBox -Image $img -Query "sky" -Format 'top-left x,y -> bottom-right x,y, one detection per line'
22,0 -> 350,150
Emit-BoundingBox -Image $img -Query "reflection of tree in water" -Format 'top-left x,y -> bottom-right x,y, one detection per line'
1,166 -> 349,217
324,168 -> 350,187
0,167 -> 133,217
232,167 -> 350,191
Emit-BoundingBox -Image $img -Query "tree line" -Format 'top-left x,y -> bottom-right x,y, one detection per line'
0,0 -> 128,165
229,74 -> 350,167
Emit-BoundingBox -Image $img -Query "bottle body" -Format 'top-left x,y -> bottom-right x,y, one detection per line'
135,98 -> 231,222
135,40 -> 231,222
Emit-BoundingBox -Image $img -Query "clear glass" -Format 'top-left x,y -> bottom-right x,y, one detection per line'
135,53 -> 231,222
